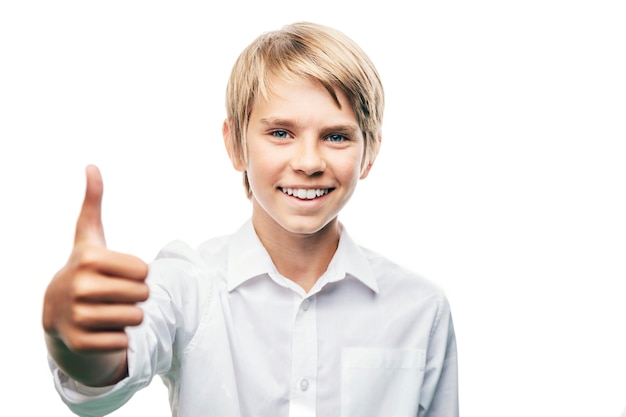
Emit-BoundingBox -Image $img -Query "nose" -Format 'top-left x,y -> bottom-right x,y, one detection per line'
290,137 -> 326,176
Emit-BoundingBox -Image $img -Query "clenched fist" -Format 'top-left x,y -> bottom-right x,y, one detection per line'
42,165 -> 149,385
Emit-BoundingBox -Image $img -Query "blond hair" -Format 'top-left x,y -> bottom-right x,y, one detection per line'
225,22 -> 384,198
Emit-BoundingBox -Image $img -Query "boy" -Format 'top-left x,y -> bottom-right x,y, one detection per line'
42,22 -> 458,416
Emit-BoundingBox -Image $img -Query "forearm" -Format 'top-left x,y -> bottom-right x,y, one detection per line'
45,333 -> 129,387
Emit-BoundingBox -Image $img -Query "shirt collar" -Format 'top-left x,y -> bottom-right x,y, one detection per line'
226,219 -> 379,294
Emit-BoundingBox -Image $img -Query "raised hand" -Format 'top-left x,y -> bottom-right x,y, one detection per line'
42,165 -> 149,385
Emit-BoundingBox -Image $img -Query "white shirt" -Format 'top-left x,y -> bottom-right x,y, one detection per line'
50,220 -> 459,417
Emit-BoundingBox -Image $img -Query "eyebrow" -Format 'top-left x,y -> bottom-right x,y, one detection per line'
259,117 -> 299,129
259,117 -> 360,135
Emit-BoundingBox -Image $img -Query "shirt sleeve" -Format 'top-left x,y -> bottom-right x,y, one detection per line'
418,294 -> 459,417
48,239 -> 211,417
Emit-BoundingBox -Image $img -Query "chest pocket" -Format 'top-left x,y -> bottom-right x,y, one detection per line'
341,348 -> 426,417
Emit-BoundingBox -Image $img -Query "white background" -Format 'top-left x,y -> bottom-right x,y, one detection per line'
1,1 -> 625,416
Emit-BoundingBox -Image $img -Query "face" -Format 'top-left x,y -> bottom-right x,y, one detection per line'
224,76 -> 377,238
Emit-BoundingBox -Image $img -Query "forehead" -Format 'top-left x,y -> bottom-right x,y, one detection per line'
251,75 -> 358,126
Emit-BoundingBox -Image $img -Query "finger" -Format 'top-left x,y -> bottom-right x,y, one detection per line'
74,271 -> 149,303
72,303 -> 145,329
75,164 -> 106,247
64,329 -> 130,353
71,245 -> 149,281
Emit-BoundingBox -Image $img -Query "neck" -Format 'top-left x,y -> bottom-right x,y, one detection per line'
251,209 -> 341,293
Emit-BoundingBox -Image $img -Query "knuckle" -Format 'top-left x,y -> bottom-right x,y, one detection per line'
72,244 -> 101,269
66,332 -> 90,352
69,304 -> 90,326
71,277 -> 95,300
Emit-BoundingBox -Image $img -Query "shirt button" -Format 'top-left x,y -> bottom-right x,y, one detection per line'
301,298 -> 310,311
300,378 -> 310,391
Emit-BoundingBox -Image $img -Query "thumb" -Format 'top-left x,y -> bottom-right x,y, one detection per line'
74,164 -> 106,246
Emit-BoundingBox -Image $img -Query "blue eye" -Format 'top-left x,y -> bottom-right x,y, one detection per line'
326,134 -> 347,143
272,130 -> 289,139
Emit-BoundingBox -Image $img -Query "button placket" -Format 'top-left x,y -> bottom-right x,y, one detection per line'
288,296 -> 317,416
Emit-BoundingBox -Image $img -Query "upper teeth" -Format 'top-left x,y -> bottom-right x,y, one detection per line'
282,188 -> 329,199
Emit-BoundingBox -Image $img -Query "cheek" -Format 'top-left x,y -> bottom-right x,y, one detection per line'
338,155 -> 365,185
245,146 -> 285,190
248,149 -> 279,173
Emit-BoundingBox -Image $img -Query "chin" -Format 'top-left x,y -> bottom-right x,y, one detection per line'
278,216 -> 338,236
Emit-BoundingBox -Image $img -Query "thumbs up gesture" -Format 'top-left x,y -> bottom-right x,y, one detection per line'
42,165 -> 149,356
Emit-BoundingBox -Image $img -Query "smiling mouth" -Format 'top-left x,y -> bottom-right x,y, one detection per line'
281,187 -> 332,200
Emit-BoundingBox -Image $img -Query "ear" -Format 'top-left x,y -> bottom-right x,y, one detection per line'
359,135 -> 382,179
222,119 -> 246,172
